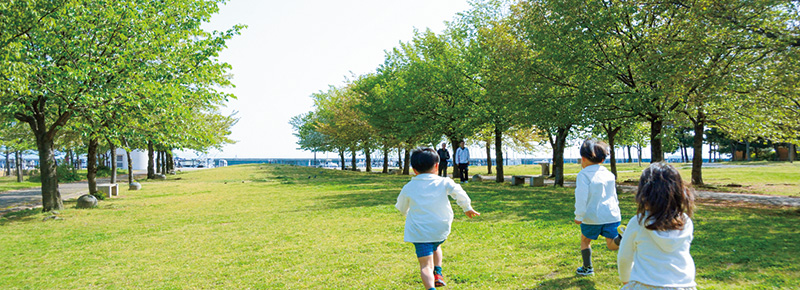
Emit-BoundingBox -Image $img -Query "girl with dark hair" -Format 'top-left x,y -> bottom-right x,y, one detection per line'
618,162 -> 696,290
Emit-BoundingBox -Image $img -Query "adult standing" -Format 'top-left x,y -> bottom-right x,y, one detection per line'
436,143 -> 450,177
455,141 -> 470,183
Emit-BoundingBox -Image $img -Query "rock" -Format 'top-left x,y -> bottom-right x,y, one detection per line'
472,174 -> 483,182
129,182 -> 142,190
76,194 -> 98,209
42,215 -> 63,221
154,174 -> 167,180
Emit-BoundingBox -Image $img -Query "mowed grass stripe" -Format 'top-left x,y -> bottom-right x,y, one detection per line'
1,164 -> 798,289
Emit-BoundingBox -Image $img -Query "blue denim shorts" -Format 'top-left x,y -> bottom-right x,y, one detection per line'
580,221 -> 621,240
413,240 -> 445,258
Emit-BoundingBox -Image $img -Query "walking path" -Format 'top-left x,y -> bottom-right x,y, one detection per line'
477,175 -> 800,208
0,178 -> 112,215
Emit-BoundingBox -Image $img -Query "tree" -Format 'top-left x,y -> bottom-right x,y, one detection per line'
0,0 -> 239,211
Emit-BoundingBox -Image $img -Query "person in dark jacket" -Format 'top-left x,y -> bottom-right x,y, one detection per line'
436,143 -> 450,177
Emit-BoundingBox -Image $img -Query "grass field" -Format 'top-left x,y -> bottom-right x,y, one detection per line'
0,176 -> 40,192
502,161 -> 800,197
1,164 -> 798,289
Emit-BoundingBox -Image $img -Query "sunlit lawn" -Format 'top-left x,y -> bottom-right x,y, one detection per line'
0,164 -> 797,289
0,176 -> 40,193
502,161 -> 800,197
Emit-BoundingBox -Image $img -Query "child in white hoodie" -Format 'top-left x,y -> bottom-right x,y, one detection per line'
618,162 -> 696,290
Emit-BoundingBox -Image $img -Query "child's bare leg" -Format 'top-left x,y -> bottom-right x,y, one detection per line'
605,237 -> 619,250
418,255 -> 435,289
433,247 -> 443,268
580,234 -> 592,250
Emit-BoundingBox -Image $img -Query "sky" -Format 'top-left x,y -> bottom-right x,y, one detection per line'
190,0 -> 694,162
194,0 -> 473,159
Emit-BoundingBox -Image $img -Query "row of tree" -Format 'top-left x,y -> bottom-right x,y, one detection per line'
293,0 -> 799,186
0,0 -> 240,211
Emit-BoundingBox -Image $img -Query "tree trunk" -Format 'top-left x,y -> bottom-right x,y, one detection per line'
637,144 -> 643,167
382,147 -> 389,173
745,141 -> 751,161
339,150 -> 346,171
156,150 -> 162,174
608,129 -> 619,179
147,141 -> 156,179
605,125 -> 622,179
166,150 -> 174,173
109,141 -> 117,184
650,118 -> 664,163
34,135 -> 63,211
708,141 -> 714,163
691,115 -> 705,186
126,148 -> 134,185
494,128 -> 504,183
449,138 -> 462,180
350,150 -> 357,171
4,149 -> 9,177
15,151 -> 23,182
550,126 -> 571,187
486,139 -> 492,175
397,148 -> 402,171
364,148 -> 372,172
161,150 -> 167,174
627,145 -> 633,163
87,137 -> 99,198
403,148 -> 410,175
73,150 -> 79,174
682,145 -> 689,163
790,144 -> 796,163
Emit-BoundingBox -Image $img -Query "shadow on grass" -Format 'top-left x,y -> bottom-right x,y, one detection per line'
530,275 -> 596,290
0,208 -> 42,225
295,164 -> 800,287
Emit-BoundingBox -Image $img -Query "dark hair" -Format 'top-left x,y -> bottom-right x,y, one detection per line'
411,147 -> 439,173
579,139 -> 608,163
636,162 -> 694,231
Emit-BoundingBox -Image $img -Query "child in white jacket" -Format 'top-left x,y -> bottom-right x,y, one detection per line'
574,139 -> 621,276
396,147 -> 480,290
618,162 -> 696,290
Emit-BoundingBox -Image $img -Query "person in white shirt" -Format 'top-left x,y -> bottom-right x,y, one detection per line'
573,139 -> 622,276
618,162 -> 696,290
396,147 -> 480,290
454,141 -> 470,183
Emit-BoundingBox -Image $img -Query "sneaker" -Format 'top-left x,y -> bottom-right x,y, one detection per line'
614,225 -> 626,246
576,266 -> 594,276
434,274 -> 446,287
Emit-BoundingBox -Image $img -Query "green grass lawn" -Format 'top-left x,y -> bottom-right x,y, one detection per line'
0,176 -> 40,192
502,161 -> 800,197
1,164 -> 798,289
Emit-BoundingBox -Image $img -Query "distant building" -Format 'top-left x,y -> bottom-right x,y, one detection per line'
114,149 -> 149,171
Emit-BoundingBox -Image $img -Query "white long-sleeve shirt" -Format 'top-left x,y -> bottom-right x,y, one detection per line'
573,164 -> 621,224
395,173 -> 474,243
618,214 -> 696,287
455,147 -> 470,164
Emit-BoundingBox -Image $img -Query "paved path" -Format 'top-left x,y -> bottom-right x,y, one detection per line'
0,178 -> 112,215
476,175 -> 800,207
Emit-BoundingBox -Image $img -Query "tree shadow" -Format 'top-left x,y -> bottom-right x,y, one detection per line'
529,274 -> 597,289
0,208 -> 43,225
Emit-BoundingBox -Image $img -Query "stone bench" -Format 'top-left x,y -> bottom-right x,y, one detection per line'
511,175 -> 545,187
97,183 -> 118,198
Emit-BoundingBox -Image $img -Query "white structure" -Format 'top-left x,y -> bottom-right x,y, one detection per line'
114,148 -> 149,171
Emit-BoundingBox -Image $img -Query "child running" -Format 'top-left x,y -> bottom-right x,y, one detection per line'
396,147 -> 480,290
574,139 -> 622,276
618,162 -> 696,290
